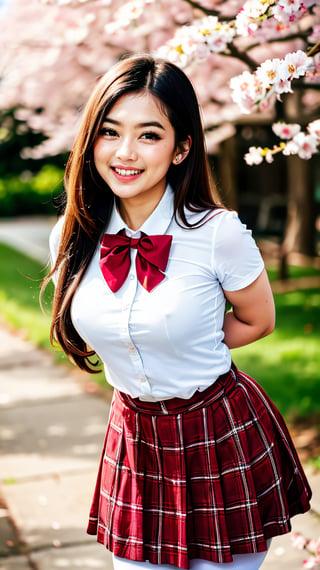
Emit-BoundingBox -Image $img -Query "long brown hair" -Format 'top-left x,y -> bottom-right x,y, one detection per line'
43,54 -> 222,372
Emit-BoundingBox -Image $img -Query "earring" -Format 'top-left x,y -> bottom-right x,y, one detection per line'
175,154 -> 182,164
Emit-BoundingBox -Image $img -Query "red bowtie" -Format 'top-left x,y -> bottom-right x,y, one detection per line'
100,230 -> 172,292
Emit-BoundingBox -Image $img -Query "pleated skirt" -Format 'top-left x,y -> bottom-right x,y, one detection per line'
87,366 -> 311,568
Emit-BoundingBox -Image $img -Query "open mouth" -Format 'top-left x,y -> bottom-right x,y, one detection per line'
112,167 -> 144,177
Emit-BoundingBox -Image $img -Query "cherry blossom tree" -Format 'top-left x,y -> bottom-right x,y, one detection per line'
1,0 -> 319,159
1,0 -> 320,266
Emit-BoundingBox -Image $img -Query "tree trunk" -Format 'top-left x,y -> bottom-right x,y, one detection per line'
217,136 -> 238,209
279,155 -> 316,278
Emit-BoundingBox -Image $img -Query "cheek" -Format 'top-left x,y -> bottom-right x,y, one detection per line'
93,141 -> 109,166
146,146 -> 175,168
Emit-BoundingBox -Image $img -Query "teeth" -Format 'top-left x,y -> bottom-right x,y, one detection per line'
114,168 -> 142,176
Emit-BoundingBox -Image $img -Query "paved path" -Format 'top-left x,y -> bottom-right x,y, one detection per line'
0,216 -> 58,265
0,324 -> 114,569
0,217 -> 320,569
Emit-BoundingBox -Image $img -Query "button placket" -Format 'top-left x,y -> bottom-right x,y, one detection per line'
119,246 -> 150,392
119,248 -> 135,338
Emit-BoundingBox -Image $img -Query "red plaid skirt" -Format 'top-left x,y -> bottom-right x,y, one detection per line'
87,367 -> 311,568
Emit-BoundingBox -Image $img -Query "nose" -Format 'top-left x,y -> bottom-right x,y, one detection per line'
115,137 -> 138,161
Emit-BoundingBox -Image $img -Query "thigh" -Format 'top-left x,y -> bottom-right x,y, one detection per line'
113,544 -> 271,570
189,548 -> 270,569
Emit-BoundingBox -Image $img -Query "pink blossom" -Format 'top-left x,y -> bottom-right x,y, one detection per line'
308,539 -> 320,555
291,132 -> 319,159
257,17 -> 290,40
193,42 -> 211,61
113,0 -> 146,25
234,0 -> 305,39
156,42 -> 190,68
272,122 -> 301,139
291,532 -> 308,550
252,52 -> 313,102
157,16 -> 236,68
230,71 -> 266,113
244,146 -> 264,165
272,0 -> 306,24
265,150 -> 274,163
258,98 -> 272,112
186,16 -> 235,56
240,0 -> 272,20
276,77 -> 293,95
279,50 -> 313,82
256,58 -> 282,87
169,1 -> 193,25
235,11 -> 257,36
306,53 -> 320,81
282,140 -> 299,156
4,0 -> 320,160
235,0 -> 273,36
303,557 -> 318,569
307,119 -> 320,141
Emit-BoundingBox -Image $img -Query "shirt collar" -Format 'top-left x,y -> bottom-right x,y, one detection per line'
106,185 -> 174,237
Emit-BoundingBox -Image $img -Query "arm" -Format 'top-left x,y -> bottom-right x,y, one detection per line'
222,268 -> 275,350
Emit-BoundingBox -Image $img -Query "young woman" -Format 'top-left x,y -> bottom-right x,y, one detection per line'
46,54 -> 311,569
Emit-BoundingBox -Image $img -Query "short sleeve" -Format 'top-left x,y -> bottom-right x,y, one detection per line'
212,210 -> 264,292
49,216 -> 64,285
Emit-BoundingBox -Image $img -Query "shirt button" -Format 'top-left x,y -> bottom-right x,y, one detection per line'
130,274 -> 134,280
129,345 -> 136,354
139,377 -> 146,383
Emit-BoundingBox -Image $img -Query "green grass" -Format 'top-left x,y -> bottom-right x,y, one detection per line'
0,243 -> 105,380
232,288 -> 320,418
267,264 -> 320,282
0,242 -> 319,418
0,243 -> 54,350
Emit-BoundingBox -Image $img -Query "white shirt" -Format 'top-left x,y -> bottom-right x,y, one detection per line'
50,186 -> 264,401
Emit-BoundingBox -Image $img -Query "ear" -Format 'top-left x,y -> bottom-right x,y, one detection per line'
172,135 -> 192,165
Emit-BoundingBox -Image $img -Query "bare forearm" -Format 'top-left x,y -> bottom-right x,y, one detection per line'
222,270 -> 275,350
223,309 -> 273,349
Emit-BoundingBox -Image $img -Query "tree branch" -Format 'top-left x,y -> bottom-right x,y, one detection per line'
247,30 -> 310,52
307,39 -> 320,57
227,43 -> 258,71
291,81 -> 320,91
181,0 -> 233,20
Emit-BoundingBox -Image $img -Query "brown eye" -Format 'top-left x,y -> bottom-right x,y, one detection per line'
99,127 -> 118,137
141,131 -> 161,140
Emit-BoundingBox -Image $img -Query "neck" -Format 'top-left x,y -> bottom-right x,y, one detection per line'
118,190 -> 166,231
119,206 -> 147,231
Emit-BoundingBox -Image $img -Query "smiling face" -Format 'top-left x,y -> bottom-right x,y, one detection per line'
93,91 -> 184,228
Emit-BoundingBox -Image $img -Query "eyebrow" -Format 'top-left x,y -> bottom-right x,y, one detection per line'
102,118 -> 165,130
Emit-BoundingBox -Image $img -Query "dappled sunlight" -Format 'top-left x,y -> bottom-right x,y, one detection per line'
53,557 -> 105,568
233,333 -> 320,417
275,289 -> 320,309
72,443 -> 100,455
47,424 -> 68,437
83,423 -> 108,436
0,426 -> 15,440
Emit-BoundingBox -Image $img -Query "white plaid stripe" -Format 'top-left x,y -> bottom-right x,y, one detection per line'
202,406 -> 223,563
152,415 -> 163,564
238,371 -> 303,524
222,396 -> 258,552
